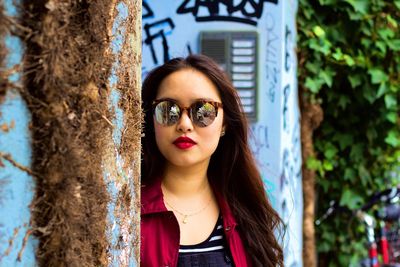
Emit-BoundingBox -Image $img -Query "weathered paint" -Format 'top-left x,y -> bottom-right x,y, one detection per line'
1,1 -> 142,266
104,1 -> 141,266
0,1 -> 37,266
142,1 -> 302,265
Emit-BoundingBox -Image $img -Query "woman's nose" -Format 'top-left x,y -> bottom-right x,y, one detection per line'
176,109 -> 194,133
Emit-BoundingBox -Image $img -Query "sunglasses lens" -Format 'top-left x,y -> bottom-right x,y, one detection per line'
192,102 -> 217,127
154,101 -> 180,126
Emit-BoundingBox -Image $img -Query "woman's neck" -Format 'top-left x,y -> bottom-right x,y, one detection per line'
162,163 -> 210,199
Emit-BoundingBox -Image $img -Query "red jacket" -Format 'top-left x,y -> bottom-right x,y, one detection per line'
141,178 -> 252,267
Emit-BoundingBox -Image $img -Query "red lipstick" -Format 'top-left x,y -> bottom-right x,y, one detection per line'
173,136 -> 196,149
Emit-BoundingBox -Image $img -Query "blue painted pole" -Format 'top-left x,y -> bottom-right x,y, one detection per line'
0,1 -> 142,266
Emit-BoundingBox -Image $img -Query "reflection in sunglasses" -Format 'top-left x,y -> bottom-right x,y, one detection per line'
152,100 -> 222,127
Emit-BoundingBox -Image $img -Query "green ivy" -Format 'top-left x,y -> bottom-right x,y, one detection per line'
298,0 -> 400,266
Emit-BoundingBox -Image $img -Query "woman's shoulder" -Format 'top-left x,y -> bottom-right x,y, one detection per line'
141,177 -> 167,215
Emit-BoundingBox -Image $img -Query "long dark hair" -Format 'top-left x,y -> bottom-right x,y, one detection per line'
142,54 -> 283,266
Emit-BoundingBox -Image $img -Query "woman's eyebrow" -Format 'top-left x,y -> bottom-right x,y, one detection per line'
155,97 -> 219,103
193,97 -> 219,102
154,97 -> 177,102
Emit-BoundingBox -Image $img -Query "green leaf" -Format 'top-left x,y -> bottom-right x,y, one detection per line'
320,68 -> 336,87
358,165 -> 371,186
344,168 -> 356,181
337,134 -> 354,150
324,144 -> 338,159
348,74 -> 362,88
332,48 -> 343,60
395,0 -> 400,9
389,84 -> 399,93
388,39 -> 400,51
361,38 -> 372,49
319,0 -> 338,5
340,188 -> 363,209
376,41 -> 387,54
306,157 -> 321,170
350,143 -> 364,162
338,95 -> 350,109
323,160 -> 334,171
318,178 -> 330,193
363,85 -> 377,103
385,130 -> 399,147
321,230 -> 336,244
368,68 -> 389,84
313,25 -> 326,37
386,112 -> 398,123
387,15 -> 398,28
345,0 -> 369,14
378,28 -> 395,39
376,82 -> 387,98
343,54 -> 355,66
305,77 -> 323,93
308,36 -> 332,55
305,62 -> 321,74
384,94 -> 397,109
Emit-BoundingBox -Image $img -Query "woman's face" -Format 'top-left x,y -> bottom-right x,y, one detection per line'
153,68 -> 225,170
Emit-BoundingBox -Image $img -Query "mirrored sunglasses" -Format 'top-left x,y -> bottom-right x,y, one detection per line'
152,99 -> 223,127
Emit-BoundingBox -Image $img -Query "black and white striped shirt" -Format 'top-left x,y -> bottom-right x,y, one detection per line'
179,216 -> 225,254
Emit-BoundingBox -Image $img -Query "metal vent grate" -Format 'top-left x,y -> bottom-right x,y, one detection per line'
200,31 -> 258,121
201,39 -> 226,64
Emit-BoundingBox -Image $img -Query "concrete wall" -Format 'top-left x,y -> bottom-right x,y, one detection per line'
142,1 -> 302,266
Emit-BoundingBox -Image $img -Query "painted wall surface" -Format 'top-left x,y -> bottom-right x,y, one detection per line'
142,1 -> 302,266
0,1 -> 38,266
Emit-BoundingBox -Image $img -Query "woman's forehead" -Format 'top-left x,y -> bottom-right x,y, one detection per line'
156,69 -> 221,102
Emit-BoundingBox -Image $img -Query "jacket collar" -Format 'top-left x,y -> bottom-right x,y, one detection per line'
141,178 -> 167,215
141,177 -> 237,227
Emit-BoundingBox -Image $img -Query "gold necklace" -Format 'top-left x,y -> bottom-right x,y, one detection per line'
164,197 -> 212,224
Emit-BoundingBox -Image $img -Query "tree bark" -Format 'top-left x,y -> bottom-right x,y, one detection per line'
300,91 -> 323,267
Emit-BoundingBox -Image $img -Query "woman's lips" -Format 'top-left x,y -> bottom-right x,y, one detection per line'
173,136 -> 196,149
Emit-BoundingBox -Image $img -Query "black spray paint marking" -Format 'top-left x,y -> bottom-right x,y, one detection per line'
266,66 -> 278,103
280,149 -> 292,224
291,120 -> 300,165
283,84 -> 290,133
284,24 -> 292,72
142,1 -> 154,19
265,13 -> 279,103
143,18 -> 175,65
177,0 -> 278,26
186,42 -> 193,55
249,124 -> 270,160
280,146 -> 301,228
280,149 -> 290,192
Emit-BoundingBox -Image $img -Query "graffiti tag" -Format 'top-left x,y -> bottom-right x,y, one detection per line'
283,84 -> 290,133
177,0 -> 278,26
265,13 -> 279,103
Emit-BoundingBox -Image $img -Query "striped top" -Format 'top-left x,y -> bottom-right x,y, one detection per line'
179,216 -> 225,254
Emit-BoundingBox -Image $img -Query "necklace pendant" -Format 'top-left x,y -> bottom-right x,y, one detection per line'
182,216 -> 188,224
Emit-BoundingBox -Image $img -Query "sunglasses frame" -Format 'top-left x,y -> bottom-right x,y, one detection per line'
152,99 -> 223,127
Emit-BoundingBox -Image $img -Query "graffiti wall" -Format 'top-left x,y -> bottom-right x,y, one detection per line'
142,1 -> 302,266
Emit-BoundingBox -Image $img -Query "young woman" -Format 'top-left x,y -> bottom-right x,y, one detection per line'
141,55 -> 283,267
